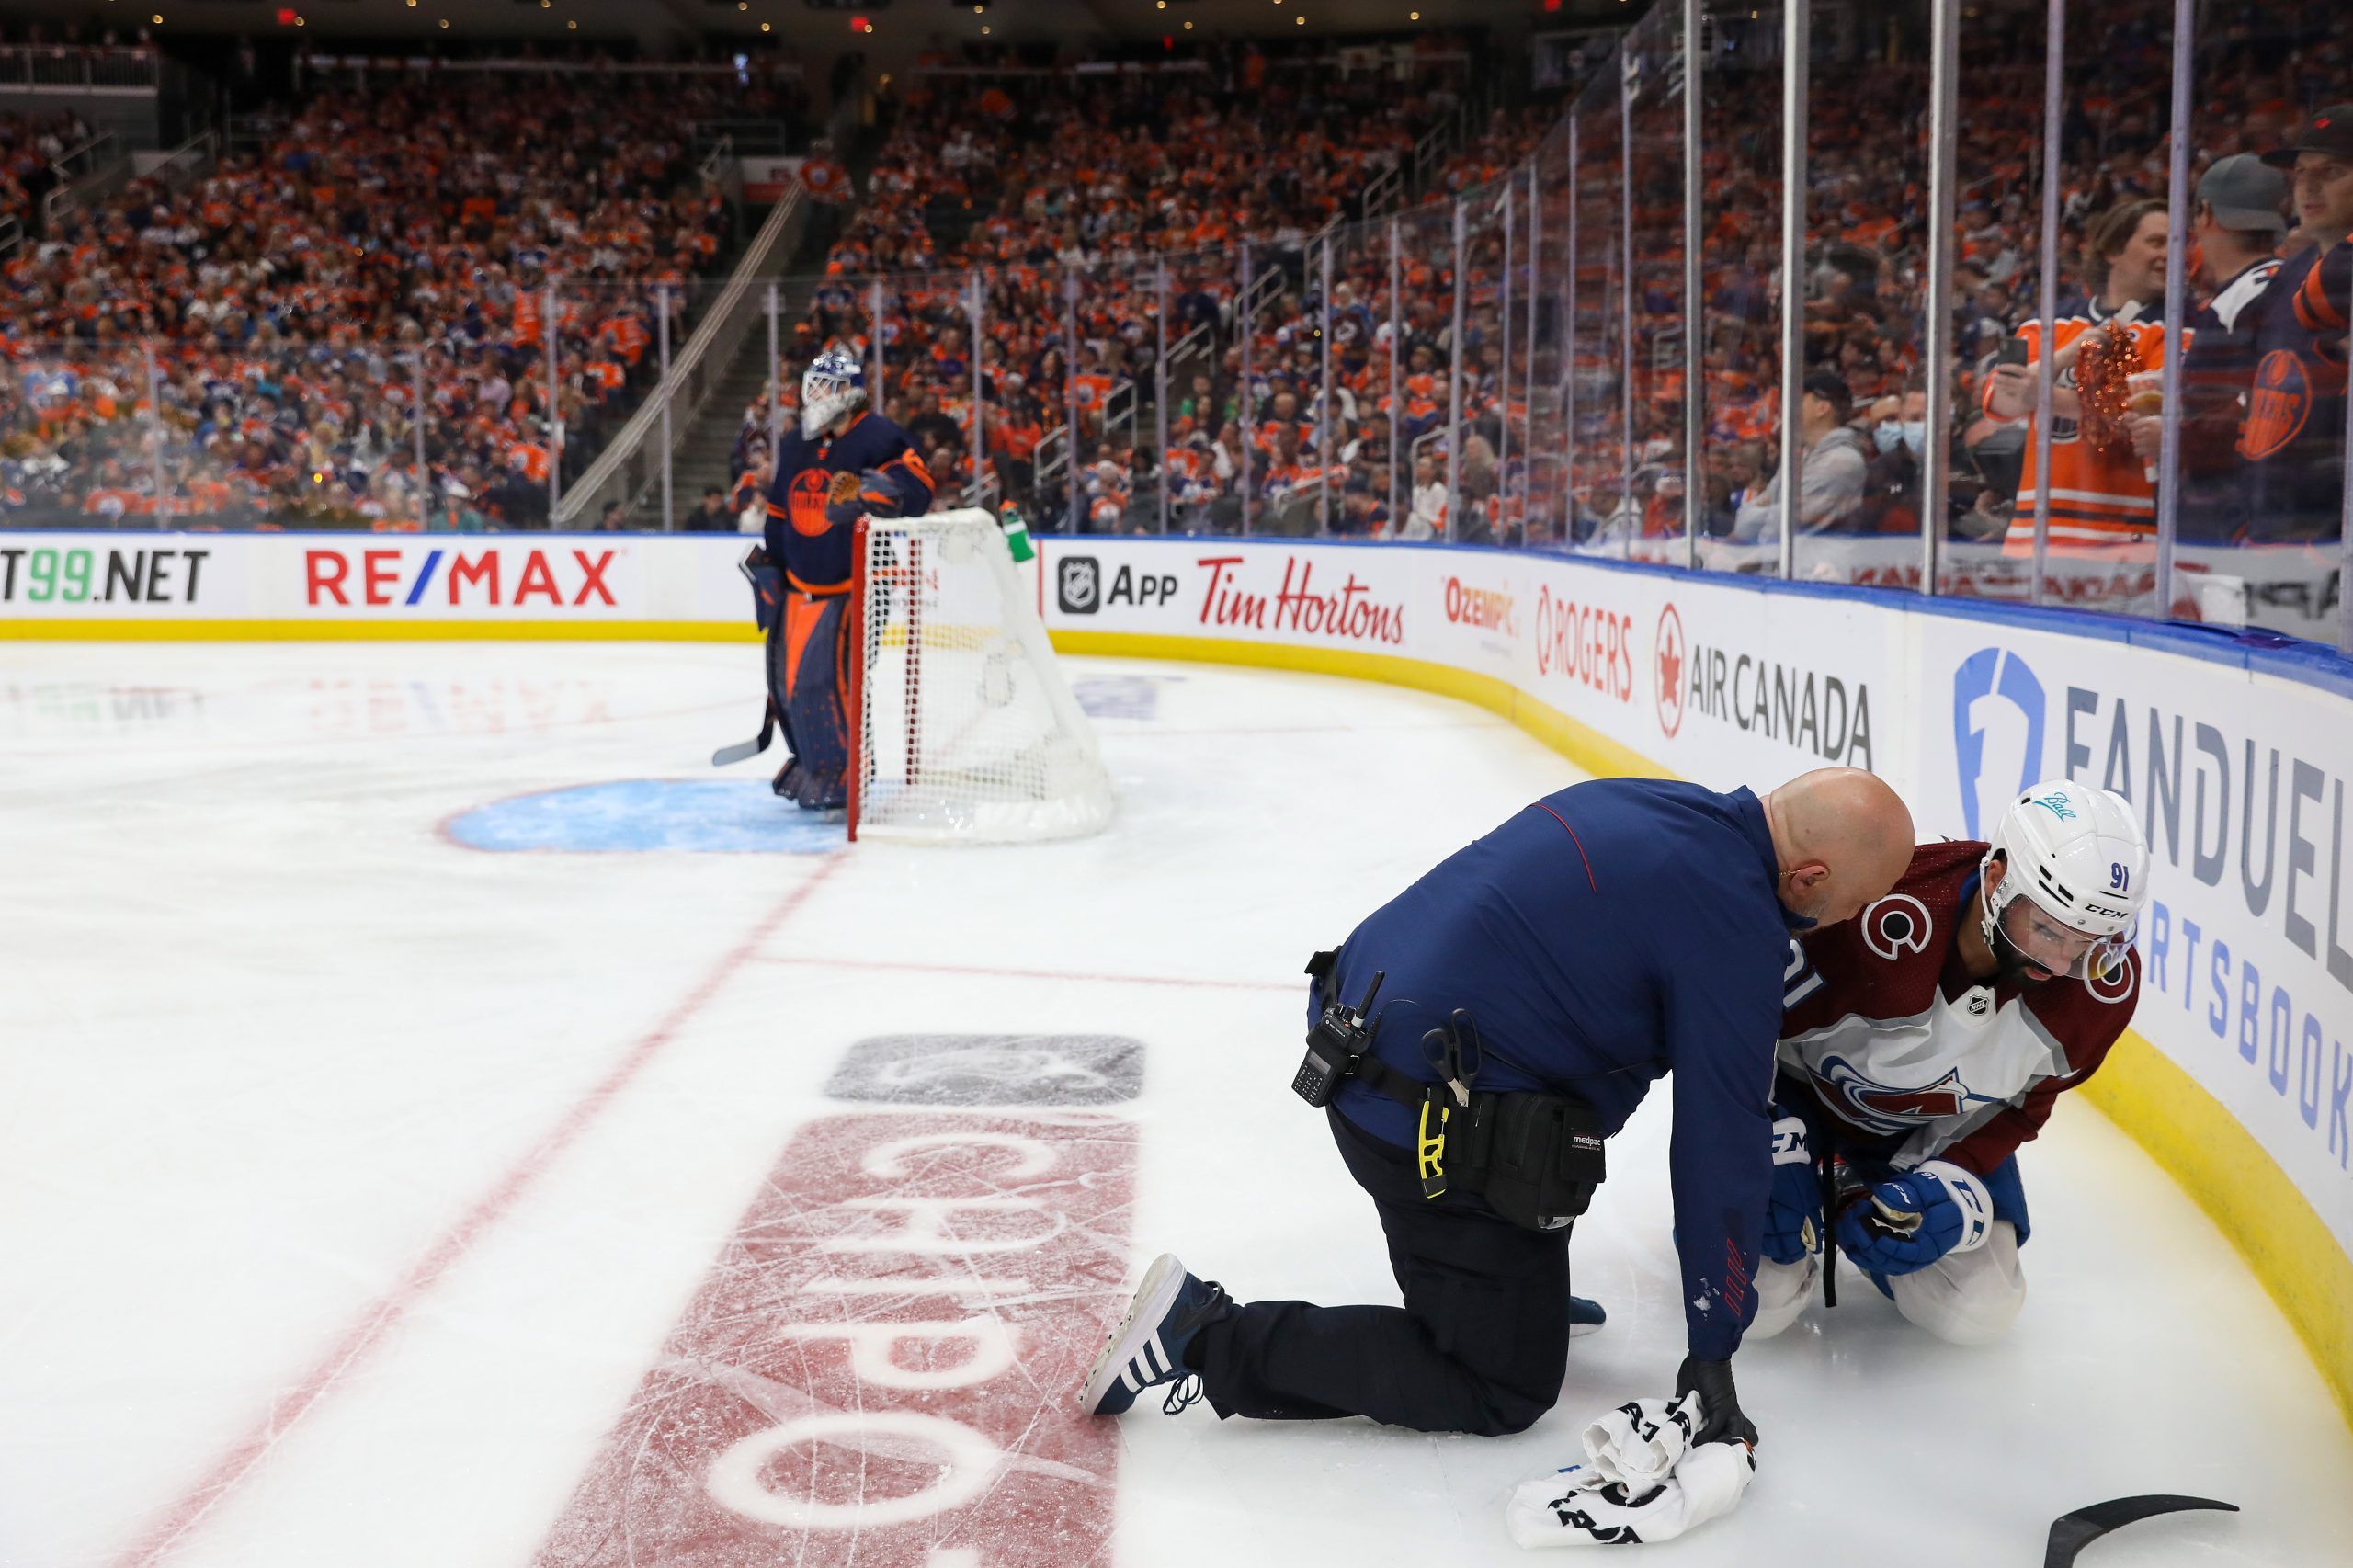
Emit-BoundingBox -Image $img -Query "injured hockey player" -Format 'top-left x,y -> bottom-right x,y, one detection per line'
1751,780 -> 2151,1345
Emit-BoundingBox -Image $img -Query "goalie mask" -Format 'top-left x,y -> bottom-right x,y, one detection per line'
1979,780 -> 2149,984
801,346 -> 867,438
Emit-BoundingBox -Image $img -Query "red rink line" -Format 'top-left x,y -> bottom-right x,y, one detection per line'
108,855 -> 847,1568
752,951 -> 1299,992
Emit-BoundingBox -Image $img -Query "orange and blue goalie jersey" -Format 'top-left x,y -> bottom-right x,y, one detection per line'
761,409 -> 936,593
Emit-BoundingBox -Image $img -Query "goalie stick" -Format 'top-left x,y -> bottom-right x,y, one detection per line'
710,699 -> 776,767
2043,1494 -> 2235,1566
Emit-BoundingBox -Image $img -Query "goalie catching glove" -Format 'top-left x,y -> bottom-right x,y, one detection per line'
1834,1159 -> 1995,1278
824,466 -> 918,526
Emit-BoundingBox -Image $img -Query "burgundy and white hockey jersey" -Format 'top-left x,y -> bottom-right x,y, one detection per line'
1777,841 -> 2142,1177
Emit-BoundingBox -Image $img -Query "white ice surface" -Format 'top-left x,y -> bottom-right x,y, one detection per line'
1,642 -> 2346,1567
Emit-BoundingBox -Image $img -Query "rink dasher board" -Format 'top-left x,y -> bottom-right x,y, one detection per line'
6,525 -> 2348,1430
0,530 -> 766,631
1029,533 -> 2353,1431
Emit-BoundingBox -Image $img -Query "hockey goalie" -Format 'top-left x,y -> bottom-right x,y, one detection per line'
750,346 -> 936,812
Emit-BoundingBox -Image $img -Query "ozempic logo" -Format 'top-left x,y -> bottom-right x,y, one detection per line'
1056,554 -> 1101,615
1951,647 -> 2045,837
1654,603 -> 1687,738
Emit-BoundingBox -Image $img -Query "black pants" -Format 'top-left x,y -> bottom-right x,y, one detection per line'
1193,1108 -> 1574,1436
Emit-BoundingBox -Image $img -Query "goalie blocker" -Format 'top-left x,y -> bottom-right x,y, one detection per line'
846,510 -> 1114,844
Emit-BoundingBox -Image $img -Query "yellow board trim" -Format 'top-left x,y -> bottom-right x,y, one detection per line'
1052,623 -> 2353,1432
0,619 -> 761,642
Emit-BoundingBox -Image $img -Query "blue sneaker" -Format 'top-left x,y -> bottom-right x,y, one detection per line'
1569,1294 -> 1607,1337
1080,1253 -> 1233,1417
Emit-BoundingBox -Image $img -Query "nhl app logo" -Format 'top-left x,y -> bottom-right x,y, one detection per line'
1057,554 -> 1102,615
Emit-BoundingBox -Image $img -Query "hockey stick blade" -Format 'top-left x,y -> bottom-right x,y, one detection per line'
711,734 -> 767,767
2043,1494 -> 2236,1566
711,700 -> 778,767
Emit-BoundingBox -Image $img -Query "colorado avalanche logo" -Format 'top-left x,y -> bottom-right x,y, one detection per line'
1861,893 -> 1933,960
1809,1055 -> 1971,1135
2086,948 -> 2138,1005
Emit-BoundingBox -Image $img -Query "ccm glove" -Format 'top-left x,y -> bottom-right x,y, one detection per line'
1761,1108 -> 1821,1266
1834,1159 -> 1995,1278
1674,1353 -> 1758,1449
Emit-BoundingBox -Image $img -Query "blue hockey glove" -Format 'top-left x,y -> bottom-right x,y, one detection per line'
1834,1160 -> 1995,1278
1761,1108 -> 1821,1266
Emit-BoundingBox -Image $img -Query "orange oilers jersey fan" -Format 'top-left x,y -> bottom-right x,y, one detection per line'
752,347 -> 935,812
1988,310 -> 2183,548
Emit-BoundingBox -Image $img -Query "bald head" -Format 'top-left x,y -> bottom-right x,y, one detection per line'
1762,767 -> 1915,926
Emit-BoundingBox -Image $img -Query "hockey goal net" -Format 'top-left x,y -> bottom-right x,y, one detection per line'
848,509 -> 1114,843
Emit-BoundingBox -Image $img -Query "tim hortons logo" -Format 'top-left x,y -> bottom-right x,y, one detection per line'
1195,555 -> 1404,644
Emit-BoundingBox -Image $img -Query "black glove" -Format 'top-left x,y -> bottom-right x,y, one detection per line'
1674,1353 -> 1758,1449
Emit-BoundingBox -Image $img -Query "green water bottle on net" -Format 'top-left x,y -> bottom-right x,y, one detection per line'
997,501 -> 1035,563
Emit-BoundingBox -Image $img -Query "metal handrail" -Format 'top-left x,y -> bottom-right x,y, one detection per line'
697,134 -> 735,187
0,214 -> 19,264
297,54 -> 803,79
0,45 -> 159,94
1035,425 -> 1071,491
1168,319 -> 1215,368
146,129 -> 217,192
1103,380 -> 1138,444
40,131 -> 126,233
554,187 -> 808,528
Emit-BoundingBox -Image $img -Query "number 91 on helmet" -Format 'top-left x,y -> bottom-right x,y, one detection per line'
1978,779 -> 2151,984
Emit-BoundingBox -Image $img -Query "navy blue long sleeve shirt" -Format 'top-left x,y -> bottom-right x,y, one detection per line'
1326,778 -> 1796,1360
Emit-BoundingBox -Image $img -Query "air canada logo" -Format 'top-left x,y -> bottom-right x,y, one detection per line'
1056,554 -> 1101,615
1654,603 -> 1686,738
1861,892 -> 1933,960
1809,1055 -> 1972,1135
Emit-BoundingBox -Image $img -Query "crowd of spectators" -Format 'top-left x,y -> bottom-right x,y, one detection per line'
730,38 -> 1540,539
0,65 -> 802,528
1556,1 -> 2350,579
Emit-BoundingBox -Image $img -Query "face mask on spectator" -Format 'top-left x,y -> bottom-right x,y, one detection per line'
1874,419 -> 1927,458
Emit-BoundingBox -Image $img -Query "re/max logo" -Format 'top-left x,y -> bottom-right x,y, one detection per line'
303,548 -> 619,608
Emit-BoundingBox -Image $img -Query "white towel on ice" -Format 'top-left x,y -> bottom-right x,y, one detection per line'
1505,1392 -> 1756,1548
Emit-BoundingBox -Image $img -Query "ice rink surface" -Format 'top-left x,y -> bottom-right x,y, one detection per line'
3,641 -> 2348,1568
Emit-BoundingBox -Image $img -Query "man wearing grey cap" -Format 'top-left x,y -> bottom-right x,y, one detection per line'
2152,154 -> 2290,540
2231,105 -> 2353,541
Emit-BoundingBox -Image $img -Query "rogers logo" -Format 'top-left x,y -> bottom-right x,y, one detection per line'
1443,576 -> 1517,635
1532,586 -> 1634,702
1655,603 -> 1687,737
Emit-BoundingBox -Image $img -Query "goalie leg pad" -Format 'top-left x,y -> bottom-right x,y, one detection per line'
780,591 -> 850,809
1889,1220 -> 2025,1346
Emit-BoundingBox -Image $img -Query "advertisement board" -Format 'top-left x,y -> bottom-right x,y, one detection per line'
1032,535 -> 2352,1281
0,531 -> 757,632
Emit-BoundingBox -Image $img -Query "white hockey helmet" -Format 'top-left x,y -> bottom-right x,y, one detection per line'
801,345 -> 867,437
1979,780 -> 2150,980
